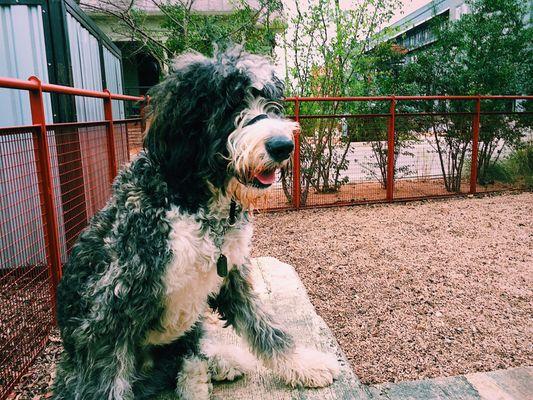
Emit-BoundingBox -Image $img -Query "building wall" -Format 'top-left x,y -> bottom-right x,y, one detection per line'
103,47 -> 126,119
66,11 -> 105,122
390,1 -> 465,53
0,4 -> 52,126
0,5 -> 66,269
0,0 -> 126,270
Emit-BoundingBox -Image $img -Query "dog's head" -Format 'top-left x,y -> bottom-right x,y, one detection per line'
145,46 -> 298,211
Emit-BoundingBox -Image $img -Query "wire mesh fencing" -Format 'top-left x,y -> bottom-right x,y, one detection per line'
261,96 -> 532,211
0,126 -> 54,398
0,76 -> 144,399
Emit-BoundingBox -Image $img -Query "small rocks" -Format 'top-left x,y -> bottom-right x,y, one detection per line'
253,192 -> 533,384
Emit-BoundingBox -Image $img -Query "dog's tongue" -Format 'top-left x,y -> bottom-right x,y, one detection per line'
255,170 -> 276,185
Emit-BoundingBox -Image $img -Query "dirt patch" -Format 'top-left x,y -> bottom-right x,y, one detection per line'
252,192 -> 533,384
0,267 -> 54,399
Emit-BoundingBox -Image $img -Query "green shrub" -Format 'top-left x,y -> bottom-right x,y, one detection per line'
475,145 -> 533,189
478,162 -> 513,185
505,145 -> 533,189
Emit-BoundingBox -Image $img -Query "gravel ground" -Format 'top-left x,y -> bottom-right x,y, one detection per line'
12,193 -> 532,396
8,330 -> 60,399
252,192 -> 533,384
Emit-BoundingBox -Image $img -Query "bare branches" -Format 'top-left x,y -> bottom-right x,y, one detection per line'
281,0 -> 401,202
81,0 -> 278,65
81,0 -> 173,64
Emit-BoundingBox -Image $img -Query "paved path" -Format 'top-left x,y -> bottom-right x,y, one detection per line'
207,257 -> 532,400
367,367 -> 533,400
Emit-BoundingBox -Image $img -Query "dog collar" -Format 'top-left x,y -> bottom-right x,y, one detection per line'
244,114 -> 269,127
216,199 -> 237,278
228,199 -> 237,226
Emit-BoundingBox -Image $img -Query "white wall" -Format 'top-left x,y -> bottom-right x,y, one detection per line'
0,4 -> 52,126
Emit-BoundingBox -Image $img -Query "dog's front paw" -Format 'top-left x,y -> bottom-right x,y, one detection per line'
269,347 -> 340,388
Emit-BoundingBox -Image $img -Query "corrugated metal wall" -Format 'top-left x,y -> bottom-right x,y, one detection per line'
66,11 -> 104,122
0,5 -> 66,269
1,3 -> 126,269
103,47 -> 125,119
0,4 -> 52,126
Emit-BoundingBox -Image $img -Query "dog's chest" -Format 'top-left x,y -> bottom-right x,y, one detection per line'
145,206 -> 251,346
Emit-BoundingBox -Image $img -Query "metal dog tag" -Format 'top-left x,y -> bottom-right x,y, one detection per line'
217,254 -> 228,277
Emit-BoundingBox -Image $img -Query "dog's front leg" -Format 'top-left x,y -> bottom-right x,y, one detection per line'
208,264 -> 340,388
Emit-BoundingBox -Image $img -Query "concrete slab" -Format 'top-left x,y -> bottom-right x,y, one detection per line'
367,375 -> 481,400
208,257 -> 367,400
367,367 -> 533,400
465,367 -> 533,400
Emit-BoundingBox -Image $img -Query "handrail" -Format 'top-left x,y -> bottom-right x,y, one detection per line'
4,76 -> 529,103
0,76 -> 145,102
284,95 -> 533,101
4,77 -> 530,103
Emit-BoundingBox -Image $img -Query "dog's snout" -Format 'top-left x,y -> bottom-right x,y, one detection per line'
265,136 -> 294,162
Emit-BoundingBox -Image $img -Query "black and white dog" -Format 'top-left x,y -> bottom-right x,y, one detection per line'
53,47 -> 339,399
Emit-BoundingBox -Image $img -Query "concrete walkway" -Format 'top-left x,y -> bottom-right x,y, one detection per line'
368,368 -> 533,399
207,257 -> 532,400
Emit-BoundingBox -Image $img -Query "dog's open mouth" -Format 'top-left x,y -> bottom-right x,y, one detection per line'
251,168 -> 277,188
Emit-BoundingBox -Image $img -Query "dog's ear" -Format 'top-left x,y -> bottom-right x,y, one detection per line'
144,56 -> 251,210
261,74 -> 285,102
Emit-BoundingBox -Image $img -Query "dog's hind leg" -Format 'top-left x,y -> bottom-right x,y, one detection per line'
208,263 -> 340,388
203,341 -> 256,382
175,356 -> 212,400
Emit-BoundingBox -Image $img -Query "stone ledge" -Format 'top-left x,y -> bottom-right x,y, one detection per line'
206,257 -> 531,400
208,257 -> 367,400
367,365 -> 533,399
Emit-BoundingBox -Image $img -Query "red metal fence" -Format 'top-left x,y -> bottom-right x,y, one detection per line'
262,95 -> 532,210
0,76 -> 144,398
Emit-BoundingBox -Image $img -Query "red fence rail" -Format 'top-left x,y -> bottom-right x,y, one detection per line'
0,76 -> 144,398
261,95 -> 532,211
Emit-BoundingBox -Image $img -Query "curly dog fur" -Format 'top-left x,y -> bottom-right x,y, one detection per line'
53,46 -> 339,399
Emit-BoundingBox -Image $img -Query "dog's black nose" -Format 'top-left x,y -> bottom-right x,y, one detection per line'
265,136 -> 294,162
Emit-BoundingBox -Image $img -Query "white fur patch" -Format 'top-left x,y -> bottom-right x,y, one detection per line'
175,356 -> 211,400
235,54 -> 277,90
172,52 -> 208,72
267,347 -> 341,388
145,204 -> 253,346
227,98 -> 299,185
203,342 -> 256,381
145,208 -> 220,345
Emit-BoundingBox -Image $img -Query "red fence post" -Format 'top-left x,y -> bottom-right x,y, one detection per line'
104,89 -> 118,182
386,97 -> 396,201
292,98 -> 301,209
470,96 -> 481,194
28,76 -> 62,320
